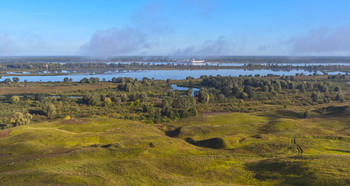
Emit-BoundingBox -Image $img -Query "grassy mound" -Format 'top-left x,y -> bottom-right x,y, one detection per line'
0,118 -> 265,185
1,110 -> 350,185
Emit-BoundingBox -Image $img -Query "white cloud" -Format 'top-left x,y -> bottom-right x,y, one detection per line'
172,36 -> 236,56
0,32 -> 17,55
80,27 -> 150,57
293,23 -> 350,55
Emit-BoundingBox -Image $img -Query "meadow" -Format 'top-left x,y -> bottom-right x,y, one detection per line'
1,109 -> 349,185
0,73 -> 349,185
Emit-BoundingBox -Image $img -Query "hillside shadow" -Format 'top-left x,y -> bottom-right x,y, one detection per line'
185,137 -> 226,149
165,127 -> 181,137
316,106 -> 350,116
326,149 -> 350,153
245,158 -> 316,185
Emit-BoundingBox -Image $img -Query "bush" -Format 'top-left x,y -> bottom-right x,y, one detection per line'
83,93 -> 101,106
10,112 -> 32,126
104,97 -> 112,107
336,93 -> 345,102
42,101 -> 57,116
10,96 -> 20,104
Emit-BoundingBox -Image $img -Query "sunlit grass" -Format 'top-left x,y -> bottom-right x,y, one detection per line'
1,107 -> 350,185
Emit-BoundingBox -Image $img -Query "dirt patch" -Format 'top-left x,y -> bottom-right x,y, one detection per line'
0,130 -> 10,138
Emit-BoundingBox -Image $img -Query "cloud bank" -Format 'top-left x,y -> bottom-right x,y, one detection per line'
80,28 -> 150,57
0,32 -> 16,54
293,23 -> 350,55
172,36 -> 233,56
80,0 -> 221,57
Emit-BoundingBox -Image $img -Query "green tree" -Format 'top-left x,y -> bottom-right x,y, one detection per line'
12,77 -> 20,83
124,83 -> 133,92
299,84 -> 306,93
186,88 -> 192,96
42,102 -> 56,116
188,107 -> 198,116
11,112 -> 32,126
288,82 -> 295,90
166,78 -> 172,86
83,93 -> 101,106
198,88 -> 210,103
143,103 -> 154,113
168,90 -> 176,97
162,107 -> 175,120
186,76 -> 194,80
3,78 -> 11,84
244,86 -> 255,99
334,87 -> 341,92
63,77 -> 69,83
116,77 -> 125,83
121,93 -> 128,102
263,85 -> 269,92
114,97 -> 122,105
161,99 -> 169,108
336,93 -> 345,102
140,92 -> 148,102
232,86 -> 240,97
311,92 -> 322,102
104,97 -> 112,106
134,100 -> 141,107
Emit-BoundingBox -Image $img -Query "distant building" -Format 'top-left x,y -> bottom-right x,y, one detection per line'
191,58 -> 205,63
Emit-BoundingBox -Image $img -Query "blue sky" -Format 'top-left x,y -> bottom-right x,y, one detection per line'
0,0 -> 349,56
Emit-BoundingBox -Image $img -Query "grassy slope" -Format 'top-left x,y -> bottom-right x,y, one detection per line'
0,107 -> 350,185
164,108 -> 350,185
0,118 -> 264,185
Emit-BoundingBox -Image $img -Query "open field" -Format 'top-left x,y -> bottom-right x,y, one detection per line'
1,107 -> 350,185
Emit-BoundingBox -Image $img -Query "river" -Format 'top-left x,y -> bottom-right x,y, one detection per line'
0,69 -> 345,82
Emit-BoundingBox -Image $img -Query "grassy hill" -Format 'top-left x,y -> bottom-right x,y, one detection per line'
1,108 -> 350,185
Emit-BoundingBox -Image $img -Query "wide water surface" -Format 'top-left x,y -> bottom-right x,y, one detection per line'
0,69 -> 344,82
106,61 -> 350,67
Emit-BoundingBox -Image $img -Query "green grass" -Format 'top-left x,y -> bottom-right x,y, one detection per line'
1,108 -> 350,185
0,118 -> 267,185
163,109 -> 350,184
